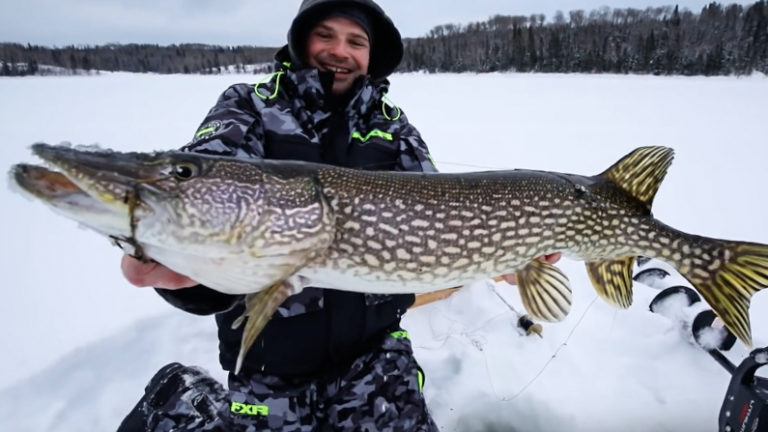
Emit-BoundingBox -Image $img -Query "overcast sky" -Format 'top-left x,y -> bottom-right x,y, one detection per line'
0,0 -> 757,47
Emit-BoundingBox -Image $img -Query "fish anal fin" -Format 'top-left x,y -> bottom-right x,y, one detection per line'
585,257 -> 636,309
516,260 -> 572,322
600,146 -> 674,209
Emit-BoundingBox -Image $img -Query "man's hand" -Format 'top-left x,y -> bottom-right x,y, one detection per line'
121,255 -> 199,290
499,252 -> 562,285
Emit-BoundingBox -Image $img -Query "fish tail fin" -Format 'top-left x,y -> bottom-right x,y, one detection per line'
681,240 -> 768,347
599,146 -> 675,210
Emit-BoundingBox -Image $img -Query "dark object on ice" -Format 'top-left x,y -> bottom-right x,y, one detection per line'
633,267 -> 672,287
714,347 -> 768,432
692,309 -> 737,352
648,285 -> 701,316
517,314 -> 543,338
647,283 -> 768,431
687,310 -> 767,431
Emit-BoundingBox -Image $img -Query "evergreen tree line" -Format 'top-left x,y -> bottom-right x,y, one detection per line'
1,2 -> 766,77
401,1 -> 768,75
0,43 -> 277,76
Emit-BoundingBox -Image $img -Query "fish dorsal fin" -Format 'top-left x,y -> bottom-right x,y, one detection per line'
585,257 -> 636,309
600,146 -> 674,209
515,260 -> 572,322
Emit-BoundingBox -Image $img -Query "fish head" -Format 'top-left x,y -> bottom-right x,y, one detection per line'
11,143 -> 336,293
13,143 -> 276,255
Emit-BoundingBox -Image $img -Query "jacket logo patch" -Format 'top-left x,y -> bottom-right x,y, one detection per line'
351,129 -> 393,144
192,120 -> 223,142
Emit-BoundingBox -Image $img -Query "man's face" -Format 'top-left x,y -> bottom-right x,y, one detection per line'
305,16 -> 371,95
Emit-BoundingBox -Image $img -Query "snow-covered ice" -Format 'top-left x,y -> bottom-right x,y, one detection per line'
1,71 -> 767,431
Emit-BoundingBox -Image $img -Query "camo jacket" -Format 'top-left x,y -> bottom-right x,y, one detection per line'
184,51 -> 435,173
157,47 -> 438,376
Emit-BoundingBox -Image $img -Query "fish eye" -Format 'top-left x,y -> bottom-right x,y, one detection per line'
172,162 -> 197,180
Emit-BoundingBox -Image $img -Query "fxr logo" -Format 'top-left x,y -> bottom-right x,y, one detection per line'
230,401 -> 269,416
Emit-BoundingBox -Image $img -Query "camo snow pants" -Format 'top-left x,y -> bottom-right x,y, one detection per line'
117,333 -> 438,432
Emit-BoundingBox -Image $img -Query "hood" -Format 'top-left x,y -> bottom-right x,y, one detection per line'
286,0 -> 403,81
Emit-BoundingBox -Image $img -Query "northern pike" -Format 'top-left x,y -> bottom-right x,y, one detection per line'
11,143 -> 768,373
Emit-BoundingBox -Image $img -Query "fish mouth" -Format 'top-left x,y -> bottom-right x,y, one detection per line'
10,143 -> 168,240
12,162 -> 88,201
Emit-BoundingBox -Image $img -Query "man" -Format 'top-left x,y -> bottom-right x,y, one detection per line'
119,1 -> 438,430
119,1 -> 559,430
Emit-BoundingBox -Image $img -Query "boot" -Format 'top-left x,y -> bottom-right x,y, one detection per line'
116,363 -> 224,431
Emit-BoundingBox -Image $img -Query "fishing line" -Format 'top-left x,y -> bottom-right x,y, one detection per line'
414,303 -> 511,352
357,160 -> 504,171
411,280 -> 602,402
485,293 -> 601,402
432,160 -> 508,171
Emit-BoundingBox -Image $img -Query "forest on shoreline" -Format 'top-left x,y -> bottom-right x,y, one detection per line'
2,2 -> 766,77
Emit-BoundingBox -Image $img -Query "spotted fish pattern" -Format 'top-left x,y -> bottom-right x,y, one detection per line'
13,145 -> 768,362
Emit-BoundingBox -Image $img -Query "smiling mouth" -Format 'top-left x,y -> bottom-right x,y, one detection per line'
322,64 -> 353,74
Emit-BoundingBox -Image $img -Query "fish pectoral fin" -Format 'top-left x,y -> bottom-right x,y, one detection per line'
585,257 -> 635,308
516,260 -> 572,322
233,281 -> 296,375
